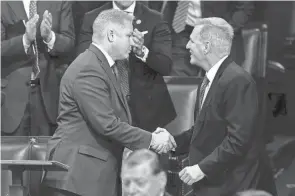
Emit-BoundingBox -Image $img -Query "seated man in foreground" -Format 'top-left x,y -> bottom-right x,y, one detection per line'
121,149 -> 172,196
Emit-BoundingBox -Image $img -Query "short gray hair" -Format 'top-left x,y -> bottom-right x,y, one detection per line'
92,9 -> 134,41
122,149 -> 163,175
195,17 -> 234,56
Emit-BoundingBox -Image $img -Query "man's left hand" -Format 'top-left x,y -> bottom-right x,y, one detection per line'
179,165 -> 205,185
131,28 -> 145,57
41,10 -> 53,43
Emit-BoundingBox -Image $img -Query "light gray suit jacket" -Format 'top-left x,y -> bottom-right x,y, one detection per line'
42,44 -> 152,196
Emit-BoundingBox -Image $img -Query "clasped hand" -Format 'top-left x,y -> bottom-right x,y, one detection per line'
150,128 -> 177,154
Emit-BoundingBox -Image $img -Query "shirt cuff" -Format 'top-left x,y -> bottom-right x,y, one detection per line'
43,31 -> 56,51
23,34 -> 31,54
135,45 -> 149,63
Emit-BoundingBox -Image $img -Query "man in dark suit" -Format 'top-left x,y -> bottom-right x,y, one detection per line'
77,1 -> 176,133
122,149 -> 173,196
150,1 -> 254,76
41,9 -> 176,196
1,1 -> 75,136
169,17 -> 277,196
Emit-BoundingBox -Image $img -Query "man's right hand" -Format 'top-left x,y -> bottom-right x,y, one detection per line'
150,127 -> 177,154
24,14 -> 39,45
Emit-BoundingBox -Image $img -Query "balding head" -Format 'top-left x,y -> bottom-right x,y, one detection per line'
121,149 -> 166,196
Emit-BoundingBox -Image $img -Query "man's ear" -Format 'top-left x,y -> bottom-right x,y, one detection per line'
107,29 -> 115,42
203,41 -> 211,55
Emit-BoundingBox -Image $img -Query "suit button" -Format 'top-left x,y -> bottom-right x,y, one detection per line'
148,95 -> 152,100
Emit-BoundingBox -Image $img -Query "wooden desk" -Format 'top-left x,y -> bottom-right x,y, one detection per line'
1,160 -> 69,196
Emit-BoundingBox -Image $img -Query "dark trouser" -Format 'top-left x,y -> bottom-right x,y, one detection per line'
2,83 -> 56,136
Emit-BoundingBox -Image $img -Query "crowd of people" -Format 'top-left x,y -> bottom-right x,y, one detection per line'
1,1 -> 279,196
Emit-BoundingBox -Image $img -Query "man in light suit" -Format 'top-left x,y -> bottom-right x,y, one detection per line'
169,18 -> 277,196
41,9 -> 176,196
122,149 -> 173,196
1,1 -> 75,136
77,1 -> 176,133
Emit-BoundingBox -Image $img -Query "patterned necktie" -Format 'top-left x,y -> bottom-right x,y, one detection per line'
29,0 -> 40,79
172,0 -> 190,33
113,60 -> 130,98
198,76 -> 209,112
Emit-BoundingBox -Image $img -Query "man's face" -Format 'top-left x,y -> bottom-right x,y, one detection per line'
121,162 -> 165,196
186,26 -> 206,66
113,21 -> 133,60
114,1 -> 134,9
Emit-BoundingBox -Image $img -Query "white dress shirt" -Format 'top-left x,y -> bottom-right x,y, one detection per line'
201,55 -> 229,108
112,1 -> 149,62
22,0 -> 56,53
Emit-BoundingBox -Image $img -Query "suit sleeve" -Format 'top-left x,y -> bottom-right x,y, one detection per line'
1,22 -> 28,60
73,66 -> 152,150
48,1 -> 75,56
76,13 -> 93,57
173,128 -> 194,155
145,21 -> 172,76
198,77 -> 258,177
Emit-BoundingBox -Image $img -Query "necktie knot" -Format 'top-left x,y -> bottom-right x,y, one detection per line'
202,76 -> 210,87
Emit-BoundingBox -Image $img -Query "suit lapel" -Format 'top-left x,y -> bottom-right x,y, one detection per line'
191,57 -> 233,142
7,1 -> 28,22
88,45 -> 131,121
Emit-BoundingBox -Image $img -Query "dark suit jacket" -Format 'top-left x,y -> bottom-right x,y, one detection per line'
42,45 -> 152,196
1,1 -> 75,134
76,2 -> 176,132
174,57 -> 277,196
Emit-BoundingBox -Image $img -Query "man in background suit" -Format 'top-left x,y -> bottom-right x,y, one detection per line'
169,18 -> 277,196
122,149 -> 173,196
41,9 -> 176,196
150,1 -> 254,76
1,0 -> 75,136
77,1 -> 176,133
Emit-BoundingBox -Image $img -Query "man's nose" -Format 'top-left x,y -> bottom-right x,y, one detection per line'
186,42 -> 190,49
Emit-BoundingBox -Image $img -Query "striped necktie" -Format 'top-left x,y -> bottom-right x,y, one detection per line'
172,0 -> 190,33
198,76 -> 209,112
113,60 -> 130,98
29,0 -> 40,79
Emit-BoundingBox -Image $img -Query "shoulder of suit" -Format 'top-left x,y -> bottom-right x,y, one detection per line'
224,62 -> 256,85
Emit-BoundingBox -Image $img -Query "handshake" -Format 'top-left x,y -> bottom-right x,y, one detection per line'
150,128 -> 177,154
